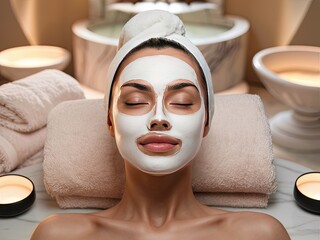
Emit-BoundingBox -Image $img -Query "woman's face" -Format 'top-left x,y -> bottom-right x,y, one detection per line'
109,47 -> 208,175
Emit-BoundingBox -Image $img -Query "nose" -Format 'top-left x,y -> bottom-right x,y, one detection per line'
148,97 -> 172,131
148,119 -> 172,131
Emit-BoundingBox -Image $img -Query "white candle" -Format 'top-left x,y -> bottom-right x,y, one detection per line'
298,182 -> 320,200
278,70 -> 320,87
297,173 -> 320,200
0,175 -> 33,204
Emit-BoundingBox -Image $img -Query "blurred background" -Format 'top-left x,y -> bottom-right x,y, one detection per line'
0,0 -> 319,84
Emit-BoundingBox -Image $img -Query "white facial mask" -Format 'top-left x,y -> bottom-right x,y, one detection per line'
111,55 -> 206,175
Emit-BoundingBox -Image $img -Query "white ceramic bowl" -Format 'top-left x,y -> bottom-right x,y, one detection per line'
253,45 -> 320,152
0,45 -> 70,80
252,45 -> 320,113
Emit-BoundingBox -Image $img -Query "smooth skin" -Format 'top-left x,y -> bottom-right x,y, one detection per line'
31,47 -> 290,240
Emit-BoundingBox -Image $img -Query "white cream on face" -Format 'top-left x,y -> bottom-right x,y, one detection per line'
111,55 -> 206,175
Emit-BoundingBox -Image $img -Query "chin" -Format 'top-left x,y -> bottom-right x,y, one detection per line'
137,160 -> 190,176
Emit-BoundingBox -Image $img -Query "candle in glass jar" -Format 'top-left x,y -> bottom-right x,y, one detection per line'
278,70 -> 320,87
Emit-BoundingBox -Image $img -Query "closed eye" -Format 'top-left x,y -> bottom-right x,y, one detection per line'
125,102 -> 149,106
170,103 -> 193,107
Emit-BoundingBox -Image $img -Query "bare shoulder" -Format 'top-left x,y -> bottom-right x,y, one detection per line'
30,213 -> 96,240
229,211 -> 291,240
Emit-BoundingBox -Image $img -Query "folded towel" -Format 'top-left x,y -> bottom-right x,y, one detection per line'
44,94 -> 276,208
0,126 -> 46,173
56,193 -> 270,209
0,69 -> 85,133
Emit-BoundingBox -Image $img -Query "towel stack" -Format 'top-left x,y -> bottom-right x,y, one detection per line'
0,69 -> 85,173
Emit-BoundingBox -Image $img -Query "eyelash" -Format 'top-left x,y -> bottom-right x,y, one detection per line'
125,102 -> 148,106
170,103 -> 193,107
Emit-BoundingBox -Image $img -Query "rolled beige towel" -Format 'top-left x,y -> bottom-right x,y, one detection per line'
0,69 -> 85,133
44,94 -> 276,208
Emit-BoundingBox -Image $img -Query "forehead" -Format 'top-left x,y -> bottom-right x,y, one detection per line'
116,47 -> 203,85
119,55 -> 199,88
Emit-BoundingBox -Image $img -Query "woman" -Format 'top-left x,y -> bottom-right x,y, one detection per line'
31,10 -> 290,240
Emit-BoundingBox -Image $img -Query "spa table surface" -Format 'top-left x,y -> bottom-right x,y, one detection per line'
1,159 -> 319,240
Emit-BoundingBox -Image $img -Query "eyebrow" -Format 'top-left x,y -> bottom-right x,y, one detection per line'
167,82 -> 199,92
121,82 -> 152,92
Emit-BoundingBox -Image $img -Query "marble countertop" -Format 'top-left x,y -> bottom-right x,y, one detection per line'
1,159 -> 319,240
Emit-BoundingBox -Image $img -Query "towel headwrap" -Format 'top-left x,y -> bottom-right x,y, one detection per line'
104,10 -> 214,128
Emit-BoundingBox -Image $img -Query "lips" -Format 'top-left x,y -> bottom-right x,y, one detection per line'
137,133 -> 181,156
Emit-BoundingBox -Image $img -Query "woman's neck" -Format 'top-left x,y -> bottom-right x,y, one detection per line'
112,161 -> 204,228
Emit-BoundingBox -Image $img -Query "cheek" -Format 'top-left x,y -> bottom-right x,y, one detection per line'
167,105 -> 206,139
114,112 -> 149,138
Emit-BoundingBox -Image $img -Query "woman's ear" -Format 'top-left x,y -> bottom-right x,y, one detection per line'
107,113 -> 115,137
202,111 -> 209,137
203,125 -> 209,137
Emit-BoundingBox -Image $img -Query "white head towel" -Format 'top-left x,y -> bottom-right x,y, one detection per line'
104,10 -> 215,128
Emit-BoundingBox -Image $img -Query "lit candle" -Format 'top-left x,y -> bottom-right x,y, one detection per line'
296,173 -> 320,200
278,70 -> 320,87
298,182 -> 320,200
0,175 -> 33,204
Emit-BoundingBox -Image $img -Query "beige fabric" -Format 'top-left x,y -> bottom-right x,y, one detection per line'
44,94 -> 276,208
18,149 -> 44,169
0,69 -> 85,173
0,126 -> 46,173
56,193 -> 270,209
0,69 -> 85,133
